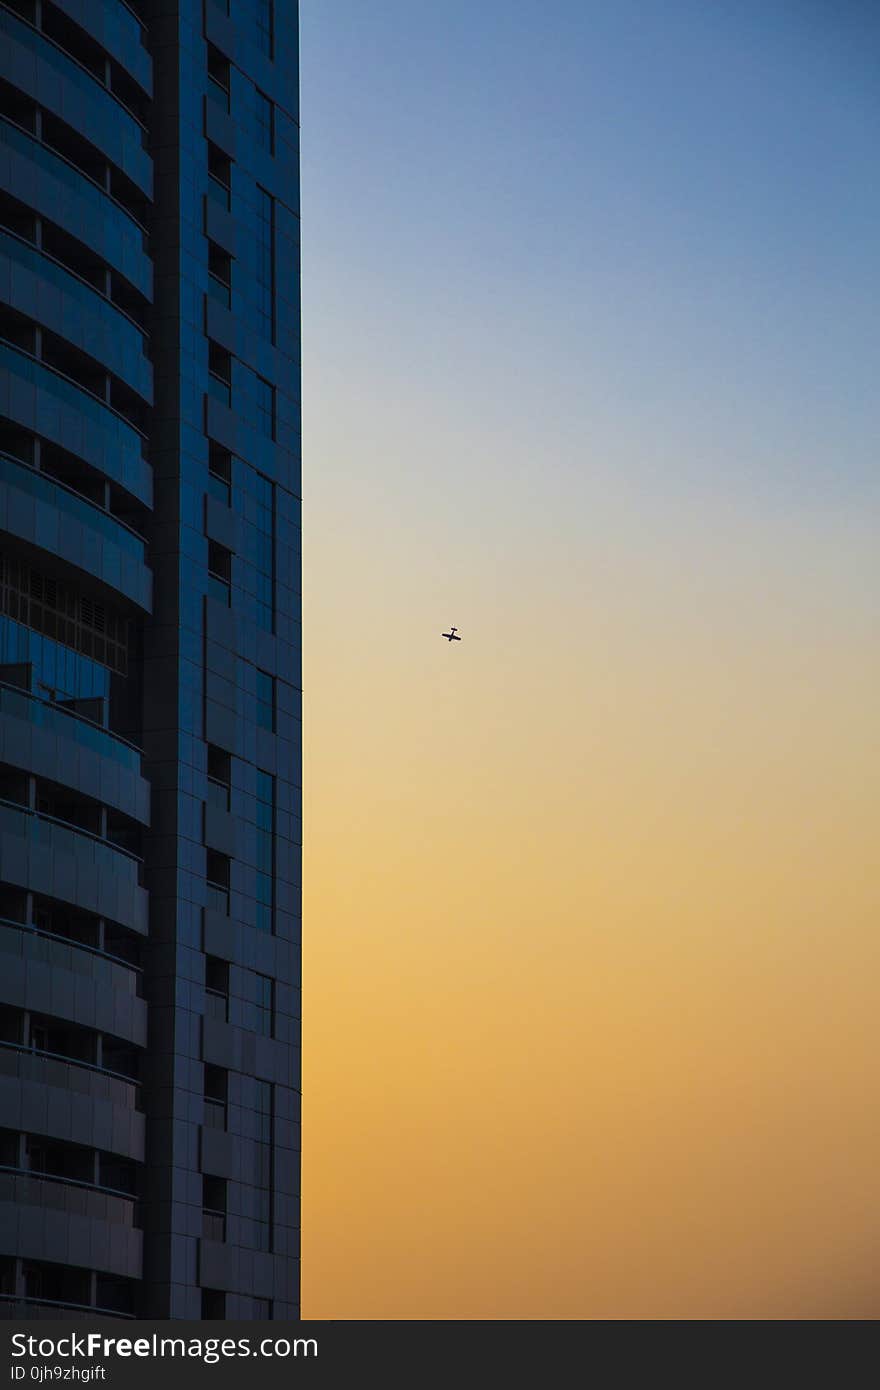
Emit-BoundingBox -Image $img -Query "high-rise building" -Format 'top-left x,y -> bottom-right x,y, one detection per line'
0,0 -> 301,1319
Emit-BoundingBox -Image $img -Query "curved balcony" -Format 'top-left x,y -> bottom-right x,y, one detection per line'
0,798 -> 147,934
52,0 -> 152,97
0,678 -> 149,820
0,1167 -> 139,1228
0,231 -> 152,402
0,1172 -> 143,1279
0,1044 -> 144,1157
0,452 -> 151,613
0,119 -> 151,298
0,10 -> 152,197
0,919 -> 146,1044
0,1296 -> 123,1320
0,343 -> 151,508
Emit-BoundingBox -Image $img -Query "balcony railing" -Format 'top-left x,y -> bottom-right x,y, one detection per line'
0,917 -> 143,993
0,1039 -> 141,1100
0,1294 -> 135,1320
0,1165 -> 139,1218
0,1042 -> 143,1114
0,679 -> 144,776
0,450 -> 147,569
0,112 -> 150,245
0,672 -> 143,772
0,451 -> 147,564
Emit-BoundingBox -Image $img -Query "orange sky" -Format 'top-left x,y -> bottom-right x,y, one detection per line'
300,477 -> 879,1318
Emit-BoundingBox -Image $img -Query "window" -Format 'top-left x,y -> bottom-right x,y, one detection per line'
25,1262 -> 91,1308
201,1289 -> 226,1320
208,341 -> 231,383
204,1064 -> 227,1130
255,0 -> 273,58
254,188 -> 275,341
241,969 -> 274,1036
207,540 -> 232,607
255,90 -> 274,154
206,744 -> 231,810
207,44 -> 231,113
207,142 -> 231,209
96,1277 -> 134,1317
255,669 -> 275,731
238,363 -> 275,439
0,555 -> 129,676
206,849 -> 230,889
205,955 -> 229,1021
206,849 -> 230,915
253,1079 -> 273,1251
202,1175 -> 227,1241
254,771 -> 274,933
233,464 -> 274,632
207,441 -> 232,506
207,342 -> 232,408
207,241 -> 232,310
254,375 -> 275,439
99,1153 -> 136,1195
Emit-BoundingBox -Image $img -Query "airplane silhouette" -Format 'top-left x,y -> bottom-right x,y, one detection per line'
442,627 -> 461,642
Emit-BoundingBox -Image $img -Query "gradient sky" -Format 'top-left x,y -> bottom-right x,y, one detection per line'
299,1 -> 880,1318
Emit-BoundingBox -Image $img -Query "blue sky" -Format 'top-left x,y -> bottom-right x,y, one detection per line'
301,2 -> 879,515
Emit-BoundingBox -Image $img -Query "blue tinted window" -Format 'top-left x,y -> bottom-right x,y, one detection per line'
254,770 -> 274,933
255,92 -> 274,155
255,669 -> 274,731
233,463 -> 274,632
255,0 -> 273,58
238,365 -> 275,440
255,188 -> 275,342
241,968 -> 273,1036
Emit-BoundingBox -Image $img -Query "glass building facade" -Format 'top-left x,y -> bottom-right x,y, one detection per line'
0,0 -> 301,1320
